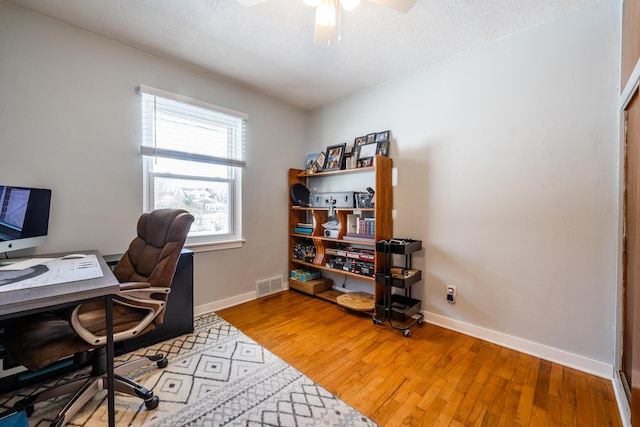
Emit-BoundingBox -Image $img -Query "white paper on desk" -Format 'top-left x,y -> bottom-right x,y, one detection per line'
0,254 -> 104,292
0,258 -> 55,271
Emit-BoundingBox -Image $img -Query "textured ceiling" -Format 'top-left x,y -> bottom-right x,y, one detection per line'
7,0 -> 599,110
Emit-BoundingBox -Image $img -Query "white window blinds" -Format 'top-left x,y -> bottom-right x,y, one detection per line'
139,85 -> 247,168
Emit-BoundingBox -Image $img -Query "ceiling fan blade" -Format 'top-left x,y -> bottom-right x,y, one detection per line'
367,0 -> 416,13
237,0 -> 269,6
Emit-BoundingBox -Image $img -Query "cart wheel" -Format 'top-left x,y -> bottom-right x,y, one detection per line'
403,330 -> 410,337
418,318 -> 424,326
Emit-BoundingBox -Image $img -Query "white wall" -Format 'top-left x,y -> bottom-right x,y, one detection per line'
0,3 -> 308,306
308,1 -> 620,367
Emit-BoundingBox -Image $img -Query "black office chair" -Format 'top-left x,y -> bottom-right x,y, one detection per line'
1,209 -> 194,427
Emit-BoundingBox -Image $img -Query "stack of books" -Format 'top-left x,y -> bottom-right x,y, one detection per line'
342,214 -> 375,242
355,217 -> 375,235
294,222 -> 313,235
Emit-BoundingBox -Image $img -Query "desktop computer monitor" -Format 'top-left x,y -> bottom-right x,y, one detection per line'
0,186 -> 52,254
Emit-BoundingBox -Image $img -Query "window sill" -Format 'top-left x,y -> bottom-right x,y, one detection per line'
185,239 -> 245,253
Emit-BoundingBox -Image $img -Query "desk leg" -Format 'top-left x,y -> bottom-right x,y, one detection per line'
106,295 -> 115,427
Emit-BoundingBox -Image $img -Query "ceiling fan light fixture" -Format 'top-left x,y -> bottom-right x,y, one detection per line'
339,0 -> 361,11
315,0 -> 337,27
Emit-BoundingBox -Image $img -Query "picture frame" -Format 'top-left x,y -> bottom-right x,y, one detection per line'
314,151 -> 326,172
356,141 -> 377,168
376,140 -> 390,157
354,135 -> 367,148
375,130 -> 390,142
357,141 -> 378,159
366,133 -> 376,144
357,157 -> 373,168
306,152 -> 322,173
323,143 -> 346,171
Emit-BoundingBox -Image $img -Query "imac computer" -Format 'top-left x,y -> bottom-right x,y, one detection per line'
0,186 -> 52,255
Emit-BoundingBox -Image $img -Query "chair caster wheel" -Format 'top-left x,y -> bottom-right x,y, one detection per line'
145,396 -> 160,410
157,357 -> 168,369
403,330 -> 410,337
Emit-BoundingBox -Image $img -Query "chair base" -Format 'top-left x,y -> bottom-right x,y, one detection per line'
14,352 -> 167,427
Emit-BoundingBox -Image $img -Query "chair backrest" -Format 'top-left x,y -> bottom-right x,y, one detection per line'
113,209 -> 194,324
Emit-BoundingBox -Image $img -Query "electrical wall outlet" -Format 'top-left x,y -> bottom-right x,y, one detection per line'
447,285 -> 456,304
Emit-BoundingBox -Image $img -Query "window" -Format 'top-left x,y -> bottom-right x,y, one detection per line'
139,85 -> 247,248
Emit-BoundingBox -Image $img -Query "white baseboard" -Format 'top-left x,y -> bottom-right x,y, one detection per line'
194,285 -> 291,316
611,372 -> 631,427
423,311 -> 613,379
194,291 -> 257,316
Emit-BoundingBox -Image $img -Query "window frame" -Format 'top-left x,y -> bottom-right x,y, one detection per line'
139,85 -> 246,250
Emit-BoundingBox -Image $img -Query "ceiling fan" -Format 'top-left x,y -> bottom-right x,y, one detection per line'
237,0 -> 417,46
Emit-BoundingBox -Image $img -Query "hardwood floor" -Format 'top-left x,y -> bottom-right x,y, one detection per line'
216,290 -> 622,426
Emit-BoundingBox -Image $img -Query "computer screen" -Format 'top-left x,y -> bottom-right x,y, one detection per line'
0,186 -> 52,254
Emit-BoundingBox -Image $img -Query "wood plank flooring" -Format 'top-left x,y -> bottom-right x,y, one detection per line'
216,290 -> 622,426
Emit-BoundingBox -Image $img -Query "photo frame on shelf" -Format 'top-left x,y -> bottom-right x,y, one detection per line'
366,133 -> 376,144
356,141 -> 377,168
306,152 -> 322,173
357,157 -> 374,168
375,130 -> 390,142
357,141 -> 377,159
314,151 -> 326,172
323,143 -> 346,171
354,135 -> 367,148
376,140 -> 390,157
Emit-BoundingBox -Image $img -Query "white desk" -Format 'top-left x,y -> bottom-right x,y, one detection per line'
0,250 -> 119,427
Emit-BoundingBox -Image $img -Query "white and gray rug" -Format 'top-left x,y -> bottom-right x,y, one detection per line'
1,313 -> 377,426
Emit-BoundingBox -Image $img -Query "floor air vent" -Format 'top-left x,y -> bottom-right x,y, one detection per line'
255,275 -> 284,298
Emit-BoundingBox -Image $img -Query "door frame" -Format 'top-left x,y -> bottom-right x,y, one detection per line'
615,60 -> 640,427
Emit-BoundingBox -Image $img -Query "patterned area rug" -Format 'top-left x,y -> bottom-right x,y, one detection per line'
0,313 -> 377,426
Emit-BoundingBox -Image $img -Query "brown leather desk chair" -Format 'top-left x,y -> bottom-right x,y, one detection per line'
2,209 -> 194,426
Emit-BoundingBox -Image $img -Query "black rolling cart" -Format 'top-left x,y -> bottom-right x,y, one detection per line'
373,239 -> 424,337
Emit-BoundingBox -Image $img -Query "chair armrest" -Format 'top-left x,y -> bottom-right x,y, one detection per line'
119,281 -> 151,291
70,289 -> 169,346
118,286 -> 170,302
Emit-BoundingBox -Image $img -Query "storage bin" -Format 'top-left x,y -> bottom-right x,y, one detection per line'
376,239 -> 422,254
375,268 -> 422,288
375,294 -> 421,322
289,277 -> 333,295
